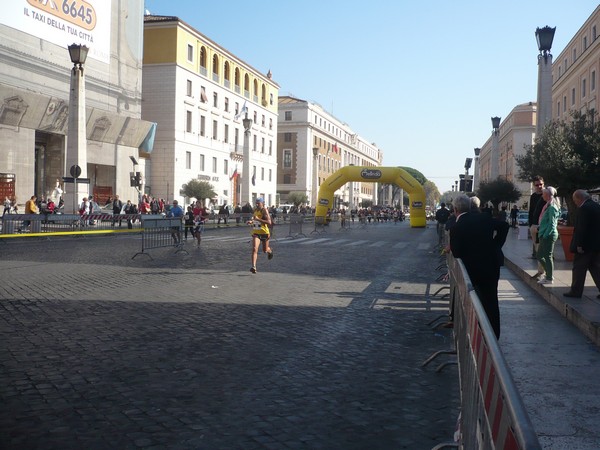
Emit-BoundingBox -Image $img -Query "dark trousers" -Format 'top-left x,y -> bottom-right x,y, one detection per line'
471,272 -> 501,339
570,251 -> 600,296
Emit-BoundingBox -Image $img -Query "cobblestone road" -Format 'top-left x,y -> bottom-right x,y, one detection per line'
0,222 -> 459,449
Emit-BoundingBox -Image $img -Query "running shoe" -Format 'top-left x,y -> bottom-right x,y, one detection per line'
267,250 -> 274,260
250,266 -> 257,274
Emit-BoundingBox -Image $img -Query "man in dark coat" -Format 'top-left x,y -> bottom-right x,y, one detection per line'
450,195 -> 510,339
528,176 -> 545,258
564,190 -> 600,299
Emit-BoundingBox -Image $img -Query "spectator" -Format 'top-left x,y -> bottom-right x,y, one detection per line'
450,195 -> 509,339
435,202 -> 450,245
563,190 -> 600,299
535,187 -> 560,284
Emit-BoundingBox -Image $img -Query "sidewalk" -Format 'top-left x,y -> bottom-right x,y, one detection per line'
502,226 -> 600,347
499,227 -> 600,449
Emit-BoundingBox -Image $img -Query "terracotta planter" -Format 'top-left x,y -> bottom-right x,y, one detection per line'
557,225 -> 575,262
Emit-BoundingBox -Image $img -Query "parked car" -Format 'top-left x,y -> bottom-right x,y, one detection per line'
516,211 -> 528,226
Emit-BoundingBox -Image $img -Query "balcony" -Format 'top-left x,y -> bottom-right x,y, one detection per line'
230,144 -> 244,161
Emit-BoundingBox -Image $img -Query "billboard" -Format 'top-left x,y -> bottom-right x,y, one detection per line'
1,0 -> 111,63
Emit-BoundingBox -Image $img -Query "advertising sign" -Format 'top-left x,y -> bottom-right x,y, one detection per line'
2,0 -> 111,63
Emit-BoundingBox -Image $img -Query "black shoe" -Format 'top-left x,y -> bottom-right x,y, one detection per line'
267,250 -> 274,260
250,266 -> 257,274
563,292 -> 581,298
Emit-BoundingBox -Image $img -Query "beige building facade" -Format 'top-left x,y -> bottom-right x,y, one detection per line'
477,6 -> 599,208
142,15 -> 279,208
277,96 -> 382,209
553,6 -> 599,119
0,0 -> 153,208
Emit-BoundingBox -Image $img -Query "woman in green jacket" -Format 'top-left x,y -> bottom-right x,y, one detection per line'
537,186 -> 561,284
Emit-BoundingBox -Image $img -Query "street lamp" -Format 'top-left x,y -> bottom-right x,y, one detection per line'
490,116 -> 501,180
241,113 -> 253,205
64,43 -> 89,214
536,25 -> 555,135
312,147 -> 319,207
473,147 -> 481,191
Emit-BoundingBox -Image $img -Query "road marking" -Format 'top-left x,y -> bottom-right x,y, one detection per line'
299,238 -> 332,245
345,240 -> 370,247
393,242 -> 409,249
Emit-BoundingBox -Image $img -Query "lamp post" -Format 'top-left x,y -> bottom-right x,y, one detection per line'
490,116 -> 501,180
464,157 -> 473,193
536,26 -> 555,136
241,113 -> 253,205
473,147 -> 481,191
64,43 -> 89,214
454,180 -> 458,193
312,147 -> 319,207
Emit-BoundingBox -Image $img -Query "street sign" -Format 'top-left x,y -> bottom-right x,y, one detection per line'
70,165 -> 82,179
62,177 -> 90,184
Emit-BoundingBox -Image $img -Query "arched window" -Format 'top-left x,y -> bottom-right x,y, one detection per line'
199,46 -> 207,76
234,68 -> 241,93
261,84 -> 267,106
212,54 -> 219,81
224,62 -> 230,81
253,79 -> 258,101
244,74 -> 250,97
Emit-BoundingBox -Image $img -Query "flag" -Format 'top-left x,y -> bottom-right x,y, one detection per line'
251,173 -> 256,186
333,143 -> 338,153
235,101 -> 248,120
229,167 -> 238,180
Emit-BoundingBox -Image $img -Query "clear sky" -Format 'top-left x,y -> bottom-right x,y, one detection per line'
144,0 -> 597,193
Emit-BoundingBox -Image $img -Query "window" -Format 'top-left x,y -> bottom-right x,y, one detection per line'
212,157 -> 217,173
584,36 -> 588,50
283,149 -> 292,168
261,137 -> 265,153
261,115 -> 265,127
187,44 -> 193,62
186,111 -> 192,132
200,47 -> 207,72
213,120 -> 218,139
224,124 -> 229,143
200,86 -> 208,103
270,93 -> 274,105
200,154 -> 205,171
557,101 -> 561,116
269,118 -> 273,130
283,174 -> 291,184
186,80 -> 192,97
594,25 -> 597,41
582,79 -> 587,98
592,71 -> 596,91
284,111 -> 292,121
213,92 -> 218,108
234,128 -> 239,147
572,88 -> 576,105
573,48 -> 577,62
284,133 -> 292,142
200,115 -> 206,137
186,151 -> 191,169
253,135 -> 257,152
253,111 -> 257,123
224,159 -> 228,175
234,102 -> 239,116
269,140 -> 272,156
563,96 -> 567,112
269,169 -> 272,182
224,97 -> 229,112
261,167 -> 264,181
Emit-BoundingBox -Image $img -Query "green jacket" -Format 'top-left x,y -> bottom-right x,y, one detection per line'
538,202 -> 560,240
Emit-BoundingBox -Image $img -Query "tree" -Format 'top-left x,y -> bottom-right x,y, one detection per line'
516,110 -> 600,225
399,166 -> 427,185
476,177 -> 522,212
287,192 -> 308,206
423,180 -> 440,208
181,179 -> 216,204
361,199 -> 373,208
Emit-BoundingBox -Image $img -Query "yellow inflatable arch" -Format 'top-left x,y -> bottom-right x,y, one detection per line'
315,166 -> 427,228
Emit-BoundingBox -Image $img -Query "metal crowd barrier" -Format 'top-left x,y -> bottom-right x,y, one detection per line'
0,213 -> 142,236
288,214 -> 308,238
446,255 -> 541,450
132,216 -> 187,260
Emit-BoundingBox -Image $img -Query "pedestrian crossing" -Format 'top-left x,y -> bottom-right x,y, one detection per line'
199,234 -> 434,250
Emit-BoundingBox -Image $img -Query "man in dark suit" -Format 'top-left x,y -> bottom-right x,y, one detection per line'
564,190 -> 600,299
450,195 -> 510,339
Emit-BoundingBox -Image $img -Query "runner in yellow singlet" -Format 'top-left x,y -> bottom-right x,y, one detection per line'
247,197 -> 273,273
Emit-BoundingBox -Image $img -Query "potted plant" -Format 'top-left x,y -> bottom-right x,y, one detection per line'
516,110 -> 600,260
